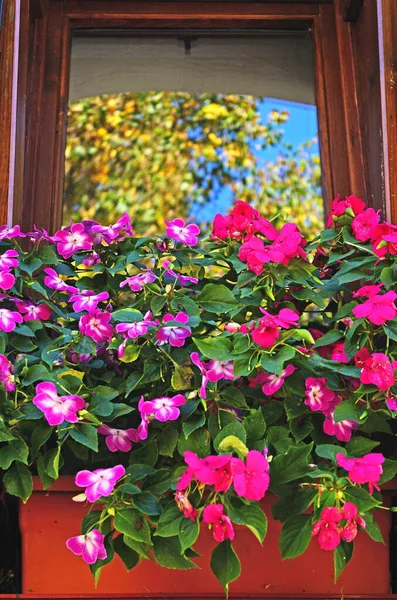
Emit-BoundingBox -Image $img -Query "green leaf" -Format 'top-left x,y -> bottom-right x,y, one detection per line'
3,462 -> 33,502
272,488 -> 317,523
261,346 -> 296,375
114,508 -> 151,543
379,458 -> 397,484
344,486 -> 380,511
226,498 -> 268,543
0,437 -> 29,469
363,511 -> 384,543
290,417 -> 313,443
333,400 -> 361,424
218,435 -> 248,458
70,424 -> 98,452
315,444 -> 346,463
179,517 -> 200,553
279,514 -> 312,559
0,417 -> 15,442
113,535 -> 139,571
37,455 -> 55,490
192,336 -> 232,361
178,428 -> 210,457
43,446 -> 61,479
118,483 -> 142,495
133,491 -> 162,515
182,412 -> 206,438
153,536 -> 197,570
270,444 -> 313,486
214,421 -> 246,453
172,365 -> 194,391
334,540 -> 353,582
31,424 -> 52,458
197,283 -> 239,313
346,436 -> 380,457
21,364 -> 53,385
123,535 -> 151,559
210,540 -> 241,597
313,330 -> 343,348
126,463 -> 155,481
129,440 -> 158,467
155,503 -> 183,537
112,308 -> 143,322
243,408 -> 266,444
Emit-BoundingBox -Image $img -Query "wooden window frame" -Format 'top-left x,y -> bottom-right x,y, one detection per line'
2,0 -> 387,233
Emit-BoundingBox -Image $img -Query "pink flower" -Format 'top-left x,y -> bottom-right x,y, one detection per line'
139,393 -> 186,422
98,424 -> 139,452
203,504 -> 234,543
0,250 -> 19,270
211,213 -> 235,241
340,502 -> 366,542
91,212 -> 133,244
178,452 -> 233,492
272,307 -> 300,329
66,529 -> 106,565
0,271 -> 15,290
0,309 -> 23,332
0,225 -> 24,240
331,342 -> 348,363
370,222 -> 397,257
163,260 -> 198,286
252,315 -> 279,347
386,394 -> 397,411
360,352 -> 397,390
83,252 -> 101,267
238,236 -> 273,274
79,309 -> 114,343
175,491 -> 198,521
327,194 -> 366,226
15,301 -> 51,322
32,382 -> 85,426
120,270 -> 156,292
352,208 -> 380,241
43,268 -> 77,293
156,312 -> 191,347
0,354 -> 14,392
267,223 -> 307,265
304,378 -> 335,412
69,291 -> 109,313
54,223 -> 93,259
323,413 -> 358,442
337,452 -> 385,494
75,465 -> 125,502
232,450 -> 270,501
164,218 -> 200,246
353,284 -> 383,298
190,352 -> 209,398
260,364 -> 296,396
312,507 -> 343,551
116,311 -> 157,340
207,360 -> 234,382
353,290 -> 397,325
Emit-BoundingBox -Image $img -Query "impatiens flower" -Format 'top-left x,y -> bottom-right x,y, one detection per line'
331,342 -> 348,364
75,465 -> 125,502
115,311 -> 157,340
337,452 -> 385,494
139,394 -> 186,422
327,194 -> 366,226
207,360 -> 234,382
164,218 -> 200,246
272,307 -> 300,329
69,290 -> 109,313
53,223 -> 93,259
386,394 -> 397,411
252,315 -> 279,347
15,301 -> 51,322
353,290 -> 397,325
370,222 -> 397,257
83,252 -> 101,267
91,212 -> 133,244
304,378 -> 335,412
163,260 -> 198,286
0,224 -> 24,240
260,364 -> 296,396
360,352 -> 397,390
177,451 -> 233,492
352,208 -> 380,241
340,502 -> 366,542
66,529 -> 106,565
98,424 -> 139,452
203,504 -> 234,542
238,236 -> 277,274
211,213 -> 235,241
190,352 -> 209,398
0,309 -> 23,332
79,309 -> 114,343
232,450 -> 270,501
0,354 -> 14,392
323,412 -> 358,442
175,491 -> 198,521
120,270 -> 156,293
267,223 -> 307,265
312,506 -> 343,551
0,250 -> 19,270
43,268 -> 77,293
156,312 -> 191,347
0,271 -> 15,290
33,382 -> 85,426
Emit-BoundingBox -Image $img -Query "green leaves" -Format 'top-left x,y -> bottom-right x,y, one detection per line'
192,336 -> 232,361
270,444 -> 313,486
197,284 -> 239,313
0,437 -> 29,469
226,498 -> 268,544
114,509 -> 151,543
210,540 -> 241,597
3,462 -> 33,502
334,540 -> 353,581
153,536 -> 197,570
279,514 -> 312,559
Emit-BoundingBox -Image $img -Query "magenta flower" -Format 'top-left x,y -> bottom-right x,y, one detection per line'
43,268 -> 77,293
340,502 -> 366,542
386,394 -> 397,411
120,270 -> 156,293
54,223 -> 93,259
83,252 -> 101,267
163,260 -> 198,286
331,342 -> 348,364
32,382 -> 86,426
66,529 -> 106,565
207,359 -> 234,382
0,271 -> 15,291
139,393 -> 186,422
203,504 -> 234,542
98,424 -> 139,452
260,364 -> 296,396
337,452 -> 385,494
0,309 -> 23,332
272,308 -> 300,329
164,218 -> 200,246
79,309 -> 114,343
69,290 -> 109,313
190,352 -> 209,398
15,301 -> 51,322
360,352 -> 397,390
304,377 -> 335,412
327,194 -> 366,226
323,412 -> 358,442
352,208 -> 380,241
156,312 -> 191,347
0,225 -> 24,240
232,450 -> 270,501
91,212 -> 133,244
0,354 -> 14,392
177,451 -> 233,492
116,311 -> 157,340
353,290 -> 397,325
75,465 -> 125,502
238,236 -> 276,274
0,250 -> 19,270
312,507 -> 343,551
252,315 -> 279,348
175,491 -> 198,522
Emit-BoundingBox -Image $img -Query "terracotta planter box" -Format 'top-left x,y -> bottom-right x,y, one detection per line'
15,476 -> 395,598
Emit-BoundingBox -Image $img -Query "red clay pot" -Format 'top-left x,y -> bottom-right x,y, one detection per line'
18,476 -> 394,597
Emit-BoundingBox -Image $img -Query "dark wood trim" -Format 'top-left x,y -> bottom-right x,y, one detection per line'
340,0 -> 363,22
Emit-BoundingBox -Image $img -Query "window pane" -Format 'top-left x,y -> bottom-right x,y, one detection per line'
64,32 -> 322,237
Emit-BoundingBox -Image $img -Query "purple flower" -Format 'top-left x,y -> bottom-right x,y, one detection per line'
69,290 -> 109,313
83,252 -> 101,267
140,393 -> 186,422
120,270 -> 156,293
0,309 -> 23,332
98,424 -> 139,452
156,312 -> 191,347
91,213 -> 133,244
190,352 -> 209,398
115,311 -> 157,340
15,300 -> 51,322
53,223 -> 93,259
43,268 -> 77,293
0,354 -> 14,392
0,250 -> 19,270
163,260 -> 198,286
0,271 -> 15,291
79,309 -> 114,343
32,382 -> 86,426
66,529 -> 107,565
386,394 -> 397,411
164,219 -> 200,246
0,225 -> 24,240
75,465 -> 125,502
207,360 -> 235,382
260,364 -> 296,396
